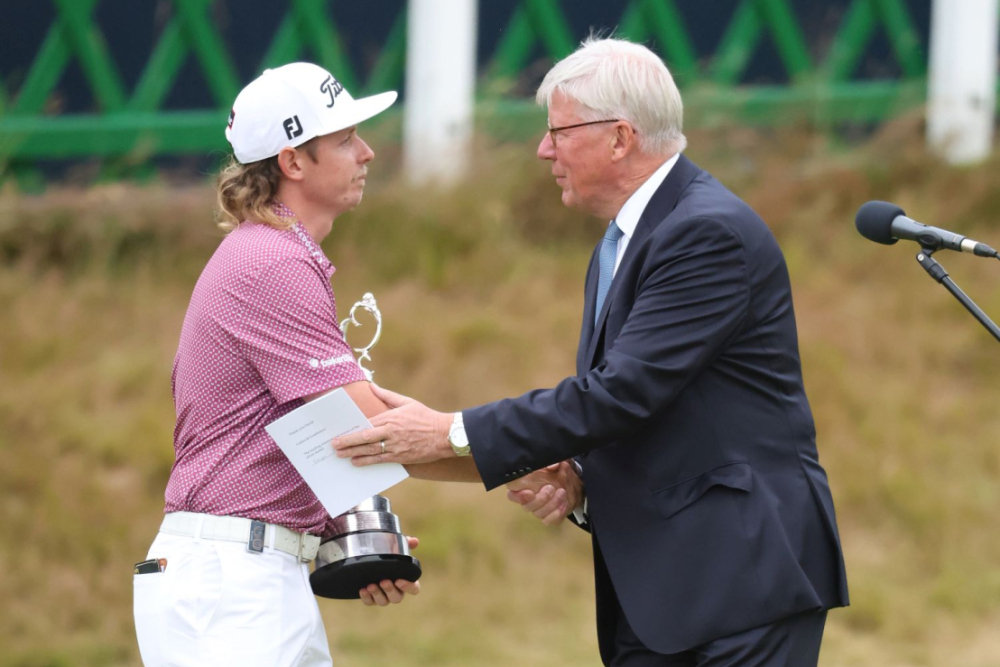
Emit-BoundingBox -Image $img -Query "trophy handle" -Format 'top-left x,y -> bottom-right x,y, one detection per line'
340,292 -> 382,381
318,295 -> 423,599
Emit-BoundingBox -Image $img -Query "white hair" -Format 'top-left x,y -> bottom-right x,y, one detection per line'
536,37 -> 687,156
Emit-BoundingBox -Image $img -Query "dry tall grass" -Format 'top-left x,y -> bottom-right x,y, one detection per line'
2,119 -> 999,666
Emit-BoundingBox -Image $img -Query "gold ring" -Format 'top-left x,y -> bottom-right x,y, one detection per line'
380,440 -> 386,454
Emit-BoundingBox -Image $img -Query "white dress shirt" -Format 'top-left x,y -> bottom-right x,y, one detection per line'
609,152 -> 680,276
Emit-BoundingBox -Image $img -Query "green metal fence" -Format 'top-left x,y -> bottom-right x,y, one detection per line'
0,0 -> 963,181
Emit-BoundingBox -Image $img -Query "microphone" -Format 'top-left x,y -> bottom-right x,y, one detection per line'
855,201 -> 999,258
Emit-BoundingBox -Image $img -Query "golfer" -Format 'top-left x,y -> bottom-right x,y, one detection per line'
132,63 -> 446,667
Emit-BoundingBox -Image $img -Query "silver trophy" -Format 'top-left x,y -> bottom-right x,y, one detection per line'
310,293 -> 422,599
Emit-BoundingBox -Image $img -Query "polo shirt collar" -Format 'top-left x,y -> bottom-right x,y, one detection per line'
273,201 -> 336,278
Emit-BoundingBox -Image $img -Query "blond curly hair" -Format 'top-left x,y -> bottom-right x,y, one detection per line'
215,140 -> 318,232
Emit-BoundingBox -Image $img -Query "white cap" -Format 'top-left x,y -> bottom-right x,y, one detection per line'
225,62 -> 397,164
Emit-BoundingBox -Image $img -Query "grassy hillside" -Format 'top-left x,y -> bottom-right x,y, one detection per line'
1,119 -> 999,666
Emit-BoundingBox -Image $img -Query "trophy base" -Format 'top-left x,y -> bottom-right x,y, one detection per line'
310,554 -> 422,599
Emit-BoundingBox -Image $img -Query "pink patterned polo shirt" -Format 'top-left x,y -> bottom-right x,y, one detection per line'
165,207 -> 366,536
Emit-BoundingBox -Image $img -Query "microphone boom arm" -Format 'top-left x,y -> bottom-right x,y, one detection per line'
915,248 -> 1000,343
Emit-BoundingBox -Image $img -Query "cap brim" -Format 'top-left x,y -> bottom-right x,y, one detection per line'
319,91 -> 397,136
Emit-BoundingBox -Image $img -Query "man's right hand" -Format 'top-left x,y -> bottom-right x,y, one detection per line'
506,461 -> 584,526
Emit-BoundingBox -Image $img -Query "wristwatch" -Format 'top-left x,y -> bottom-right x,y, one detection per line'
448,413 -> 472,457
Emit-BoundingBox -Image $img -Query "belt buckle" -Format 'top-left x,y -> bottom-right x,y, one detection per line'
247,520 -> 266,554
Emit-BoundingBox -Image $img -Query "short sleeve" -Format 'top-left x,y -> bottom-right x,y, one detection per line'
234,257 -> 366,404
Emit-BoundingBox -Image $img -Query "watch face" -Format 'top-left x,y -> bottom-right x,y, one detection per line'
450,427 -> 469,453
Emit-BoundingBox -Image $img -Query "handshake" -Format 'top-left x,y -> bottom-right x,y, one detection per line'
505,459 -> 585,527
357,458 -> 584,607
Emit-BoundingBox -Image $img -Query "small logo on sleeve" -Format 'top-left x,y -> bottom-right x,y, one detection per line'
309,353 -> 355,369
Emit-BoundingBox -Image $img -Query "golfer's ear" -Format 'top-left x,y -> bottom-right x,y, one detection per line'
277,147 -> 305,181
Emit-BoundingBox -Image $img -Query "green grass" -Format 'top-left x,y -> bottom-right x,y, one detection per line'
2,119 -> 1000,666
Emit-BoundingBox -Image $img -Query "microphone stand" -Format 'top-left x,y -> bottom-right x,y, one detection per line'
915,248 -> 1000,343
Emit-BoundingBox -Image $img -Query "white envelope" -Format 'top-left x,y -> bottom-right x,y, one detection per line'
265,389 -> 408,517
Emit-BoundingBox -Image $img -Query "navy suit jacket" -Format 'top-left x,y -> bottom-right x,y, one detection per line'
465,156 -> 848,656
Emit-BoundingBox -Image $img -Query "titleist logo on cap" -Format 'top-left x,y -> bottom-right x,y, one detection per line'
320,75 -> 344,108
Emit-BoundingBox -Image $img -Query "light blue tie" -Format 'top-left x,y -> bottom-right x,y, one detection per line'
594,221 -> 624,325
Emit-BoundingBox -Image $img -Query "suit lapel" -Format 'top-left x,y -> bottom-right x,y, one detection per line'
584,155 -> 702,369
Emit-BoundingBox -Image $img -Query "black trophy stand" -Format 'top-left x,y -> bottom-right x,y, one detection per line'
311,553 -> 422,599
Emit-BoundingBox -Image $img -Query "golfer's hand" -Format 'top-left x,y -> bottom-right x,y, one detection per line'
359,536 -> 422,606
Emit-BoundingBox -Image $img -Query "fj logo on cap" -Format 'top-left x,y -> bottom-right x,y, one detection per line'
283,115 -> 303,140
320,75 -> 344,108
227,108 -> 235,129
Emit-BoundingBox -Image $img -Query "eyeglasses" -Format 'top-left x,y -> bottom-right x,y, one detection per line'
546,119 -> 620,147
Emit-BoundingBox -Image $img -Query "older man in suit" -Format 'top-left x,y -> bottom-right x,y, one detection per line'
334,37 -> 849,666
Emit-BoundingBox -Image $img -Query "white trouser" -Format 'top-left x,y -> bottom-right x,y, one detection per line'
133,530 -> 332,667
